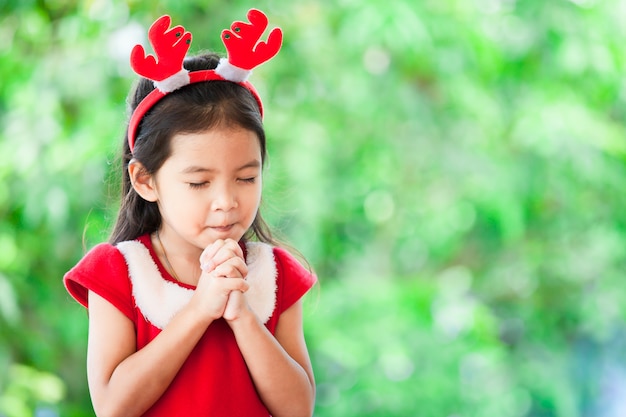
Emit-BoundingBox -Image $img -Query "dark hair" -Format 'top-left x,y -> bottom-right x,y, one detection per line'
109,52 -> 276,245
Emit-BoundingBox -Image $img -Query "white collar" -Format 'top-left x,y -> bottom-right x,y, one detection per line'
116,240 -> 277,329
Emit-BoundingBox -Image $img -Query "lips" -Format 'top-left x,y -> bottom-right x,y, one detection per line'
210,224 -> 234,232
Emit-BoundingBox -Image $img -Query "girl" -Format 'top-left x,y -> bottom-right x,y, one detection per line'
64,9 -> 317,417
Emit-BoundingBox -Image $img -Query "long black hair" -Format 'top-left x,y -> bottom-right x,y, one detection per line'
109,53 -> 276,245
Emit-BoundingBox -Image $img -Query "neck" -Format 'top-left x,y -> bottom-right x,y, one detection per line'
152,232 -> 202,285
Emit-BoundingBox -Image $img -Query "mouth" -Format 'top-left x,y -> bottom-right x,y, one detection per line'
210,224 -> 234,233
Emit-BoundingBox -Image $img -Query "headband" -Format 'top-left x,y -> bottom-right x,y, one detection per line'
127,9 -> 283,153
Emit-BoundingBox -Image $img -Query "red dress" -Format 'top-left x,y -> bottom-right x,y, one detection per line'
64,234 -> 316,416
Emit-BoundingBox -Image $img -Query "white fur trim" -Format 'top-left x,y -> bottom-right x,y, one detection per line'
116,240 -> 277,329
153,68 -> 190,93
117,241 -> 192,329
244,242 -> 278,322
215,58 -> 251,82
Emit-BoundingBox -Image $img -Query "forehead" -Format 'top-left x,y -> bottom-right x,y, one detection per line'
165,126 -> 262,170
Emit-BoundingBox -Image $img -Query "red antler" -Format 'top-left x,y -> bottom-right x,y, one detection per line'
130,15 -> 192,82
221,9 -> 283,71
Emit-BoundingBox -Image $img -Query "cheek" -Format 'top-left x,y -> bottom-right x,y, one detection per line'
164,187 -> 203,212
255,180 -> 263,202
248,184 -> 263,210
251,188 -> 262,208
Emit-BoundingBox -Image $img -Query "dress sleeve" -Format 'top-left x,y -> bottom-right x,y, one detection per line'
273,247 -> 317,314
63,243 -> 135,321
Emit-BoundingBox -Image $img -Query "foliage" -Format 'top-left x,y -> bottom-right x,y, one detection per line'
0,364 -> 64,417
1,0 -> 626,416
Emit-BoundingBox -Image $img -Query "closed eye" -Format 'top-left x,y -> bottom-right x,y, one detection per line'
188,182 -> 209,189
238,177 -> 256,184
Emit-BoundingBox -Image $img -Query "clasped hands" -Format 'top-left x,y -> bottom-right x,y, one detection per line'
192,238 -> 251,323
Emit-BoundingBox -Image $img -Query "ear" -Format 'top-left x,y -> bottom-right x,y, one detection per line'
129,159 -> 158,202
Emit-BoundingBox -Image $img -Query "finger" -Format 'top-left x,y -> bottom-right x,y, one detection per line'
213,260 -> 248,279
220,278 -> 249,293
200,239 -> 243,271
200,239 -> 226,271
200,239 -> 224,264
204,239 -> 244,271
212,257 -> 248,278
210,247 -> 244,270
217,238 -> 244,259
202,249 -> 236,273
223,290 -> 245,321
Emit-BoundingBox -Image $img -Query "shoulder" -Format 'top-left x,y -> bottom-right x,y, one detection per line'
64,243 -> 128,290
272,246 -> 317,312
273,246 -> 316,285
244,242 -> 315,285
63,241 -> 137,320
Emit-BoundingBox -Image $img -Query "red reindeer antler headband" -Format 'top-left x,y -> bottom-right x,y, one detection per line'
127,9 -> 283,152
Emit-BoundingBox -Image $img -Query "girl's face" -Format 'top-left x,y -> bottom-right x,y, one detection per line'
150,125 -> 263,254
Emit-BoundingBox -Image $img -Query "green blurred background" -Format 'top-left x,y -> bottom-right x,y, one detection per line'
2,0 -> 626,416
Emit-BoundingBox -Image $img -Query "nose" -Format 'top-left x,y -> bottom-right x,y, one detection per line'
210,181 -> 238,212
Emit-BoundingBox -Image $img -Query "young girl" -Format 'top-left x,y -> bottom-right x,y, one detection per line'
64,9 -> 316,417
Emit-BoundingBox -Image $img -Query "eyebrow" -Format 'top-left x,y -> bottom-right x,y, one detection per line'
180,159 -> 261,174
